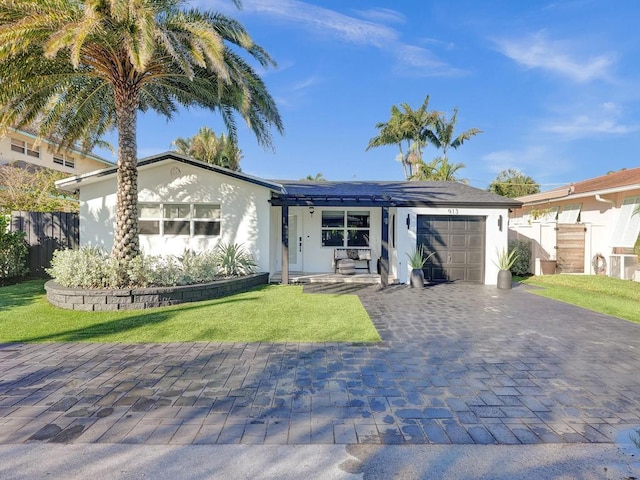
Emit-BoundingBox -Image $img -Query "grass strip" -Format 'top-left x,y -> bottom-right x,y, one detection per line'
0,280 -> 380,343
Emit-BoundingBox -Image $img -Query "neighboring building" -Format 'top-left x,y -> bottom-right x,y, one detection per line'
0,128 -> 113,174
56,152 -> 521,285
509,168 -> 640,279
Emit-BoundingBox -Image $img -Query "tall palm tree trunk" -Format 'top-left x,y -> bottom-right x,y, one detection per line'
112,84 -> 140,263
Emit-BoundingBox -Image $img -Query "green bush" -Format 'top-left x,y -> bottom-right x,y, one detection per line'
509,239 -> 532,276
47,243 -> 256,288
0,216 -> 29,280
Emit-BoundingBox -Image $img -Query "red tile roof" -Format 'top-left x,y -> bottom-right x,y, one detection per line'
568,167 -> 640,194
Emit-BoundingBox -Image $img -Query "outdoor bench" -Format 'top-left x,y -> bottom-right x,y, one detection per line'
333,248 -> 372,273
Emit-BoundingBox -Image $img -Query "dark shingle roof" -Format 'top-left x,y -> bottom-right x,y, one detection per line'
273,181 -> 521,208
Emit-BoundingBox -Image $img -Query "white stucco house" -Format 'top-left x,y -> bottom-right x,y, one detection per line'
56,152 -> 521,286
509,167 -> 640,279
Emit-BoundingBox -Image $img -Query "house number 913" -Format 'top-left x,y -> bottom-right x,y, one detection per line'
448,208 -> 459,215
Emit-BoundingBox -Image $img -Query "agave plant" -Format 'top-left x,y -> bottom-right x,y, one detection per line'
406,245 -> 434,269
214,242 -> 257,277
494,247 -> 518,271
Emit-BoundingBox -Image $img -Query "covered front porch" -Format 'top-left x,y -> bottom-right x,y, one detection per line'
269,191 -> 396,287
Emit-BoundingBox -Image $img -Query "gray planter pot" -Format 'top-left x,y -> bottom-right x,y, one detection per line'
410,268 -> 425,288
497,269 -> 513,289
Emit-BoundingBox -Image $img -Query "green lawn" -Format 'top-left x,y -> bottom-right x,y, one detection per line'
0,280 -> 380,343
522,274 -> 640,324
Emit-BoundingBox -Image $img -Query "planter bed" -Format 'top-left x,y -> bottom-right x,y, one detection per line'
45,273 -> 269,311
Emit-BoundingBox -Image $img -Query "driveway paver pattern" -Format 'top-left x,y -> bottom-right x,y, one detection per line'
1,282 -> 639,446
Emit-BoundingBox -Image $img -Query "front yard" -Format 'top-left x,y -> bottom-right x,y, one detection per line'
522,274 -> 640,324
0,280 -> 380,343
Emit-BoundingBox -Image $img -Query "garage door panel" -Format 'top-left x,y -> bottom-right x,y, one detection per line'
416,215 -> 485,283
467,234 -> 483,248
450,234 -> 467,247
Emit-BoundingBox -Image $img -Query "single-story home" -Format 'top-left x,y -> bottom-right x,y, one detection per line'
55,152 -> 521,285
509,167 -> 640,279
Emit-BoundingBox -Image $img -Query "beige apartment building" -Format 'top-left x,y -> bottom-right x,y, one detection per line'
0,128 -> 113,175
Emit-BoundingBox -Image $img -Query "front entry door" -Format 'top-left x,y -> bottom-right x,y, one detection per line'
288,214 -> 303,271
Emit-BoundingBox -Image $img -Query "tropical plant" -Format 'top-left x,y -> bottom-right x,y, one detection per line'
406,245 -> 434,269
0,164 -> 78,214
302,173 -> 326,182
367,95 -> 440,180
488,169 -> 540,198
494,247 -> 518,271
173,126 -> 243,171
0,0 -> 283,282
0,216 -> 29,281
214,242 -> 257,276
410,157 -> 467,182
423,107 -> 482,162
47,243 -> 256,288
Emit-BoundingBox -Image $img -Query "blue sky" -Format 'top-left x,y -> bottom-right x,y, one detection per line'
107,0 -> 640,190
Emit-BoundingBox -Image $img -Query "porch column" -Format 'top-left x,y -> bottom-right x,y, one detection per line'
281,205 -> 289,285
381,206 -> 389,288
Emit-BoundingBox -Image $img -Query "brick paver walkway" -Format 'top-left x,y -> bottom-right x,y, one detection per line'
1,283 -> 639,445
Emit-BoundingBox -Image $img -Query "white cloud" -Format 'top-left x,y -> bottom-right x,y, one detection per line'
495,32 -> 615,83
542,101 -> 640,139
292,75 -> 323,91
199,0 -> 461,77
481,145 -> 574,185
352,7 -> 406,25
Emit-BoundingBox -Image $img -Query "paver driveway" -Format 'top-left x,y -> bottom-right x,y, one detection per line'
1,283 -> 639,446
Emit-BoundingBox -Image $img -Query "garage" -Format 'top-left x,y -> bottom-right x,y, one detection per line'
417,215 -> 486,283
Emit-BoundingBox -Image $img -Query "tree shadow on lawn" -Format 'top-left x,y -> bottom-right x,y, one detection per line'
15,293 -> 263,343
0,279 -> 47,312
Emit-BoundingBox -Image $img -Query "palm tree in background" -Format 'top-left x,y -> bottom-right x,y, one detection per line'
173,127 -> 243,171
0,0 -> 283,277
366,95 -> 440,180
423,107 -> 482,162
410,158 -> 467,183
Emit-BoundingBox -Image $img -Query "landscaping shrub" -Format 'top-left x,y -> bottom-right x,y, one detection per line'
47,242 -> 256,288
0,216 -> 29,281
509,239 -> 532,276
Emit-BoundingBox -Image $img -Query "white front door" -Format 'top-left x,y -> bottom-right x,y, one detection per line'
288,214 -> 303,271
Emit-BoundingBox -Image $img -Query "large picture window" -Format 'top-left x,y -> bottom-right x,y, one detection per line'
321,210 -> 370,247
139,203 -> 221,237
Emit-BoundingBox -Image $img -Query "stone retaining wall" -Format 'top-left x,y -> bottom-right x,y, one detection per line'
45,273 -> 269,311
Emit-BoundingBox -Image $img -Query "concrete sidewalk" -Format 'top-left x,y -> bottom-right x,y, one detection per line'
0,443 -> 638,479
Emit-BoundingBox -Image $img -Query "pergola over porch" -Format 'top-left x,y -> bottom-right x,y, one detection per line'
269,193 -> 395,287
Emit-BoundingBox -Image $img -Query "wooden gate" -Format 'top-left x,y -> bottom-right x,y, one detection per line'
10,211 -> 79,276
556,224 -> 585,273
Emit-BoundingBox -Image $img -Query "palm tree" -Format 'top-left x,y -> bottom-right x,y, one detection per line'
173,127 -> 243,171
423,107 -> 481,161
367,96 -> 440,180
302,173 -> 326,182
0,0 -> 283,273
410,158 -> 467,183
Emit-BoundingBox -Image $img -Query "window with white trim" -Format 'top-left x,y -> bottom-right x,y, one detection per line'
10,138 -> 25,154
139,203 -> 221,237
321,210 -> 370,247
53,154 -> 75,168
611,196 -> 640,248
26,143 -> 40,158
558,203 -> 582,224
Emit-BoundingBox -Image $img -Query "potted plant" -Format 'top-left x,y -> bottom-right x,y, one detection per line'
494,247 -> 518,289
406,246 -> 434,288
539,255 -> 557,275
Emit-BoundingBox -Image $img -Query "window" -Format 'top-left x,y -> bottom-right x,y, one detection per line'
558,204 -> 581,224
321,210 -> 370,247
10,138 -> 25,154
26,143 -> 40,158
139,203 -> 221,237
53,154 -> 74,168
611,196 -> 640,248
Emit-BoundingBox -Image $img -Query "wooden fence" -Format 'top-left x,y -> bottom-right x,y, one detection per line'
10,211 -> 79,276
